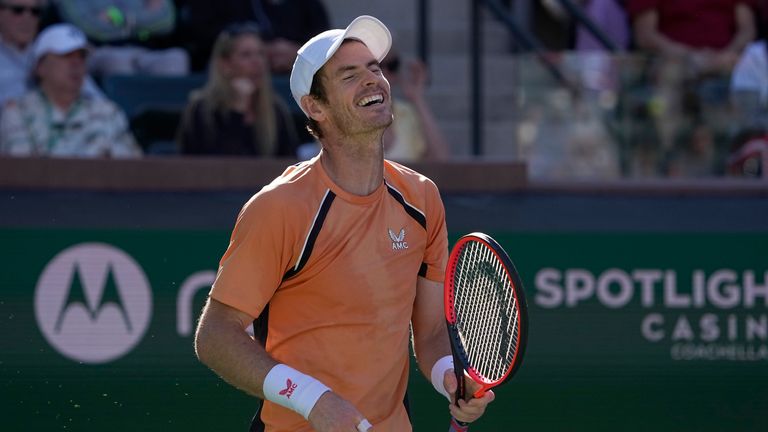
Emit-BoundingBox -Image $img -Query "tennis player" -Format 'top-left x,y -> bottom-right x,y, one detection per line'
194,15 -> 495,431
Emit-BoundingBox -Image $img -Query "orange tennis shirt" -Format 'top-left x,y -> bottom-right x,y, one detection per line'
210,156 -> 449,431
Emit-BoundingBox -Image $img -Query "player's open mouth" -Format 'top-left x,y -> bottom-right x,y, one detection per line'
357,94 -> 384,107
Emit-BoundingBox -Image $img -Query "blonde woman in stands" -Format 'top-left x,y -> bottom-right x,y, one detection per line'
177,22 -> 299,156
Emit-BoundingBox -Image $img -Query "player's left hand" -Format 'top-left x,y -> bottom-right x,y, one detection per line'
443,369 -> 496,423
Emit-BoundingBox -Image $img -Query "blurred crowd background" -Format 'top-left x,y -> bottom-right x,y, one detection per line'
0,0 -> 767,180
2,4 -> 766,431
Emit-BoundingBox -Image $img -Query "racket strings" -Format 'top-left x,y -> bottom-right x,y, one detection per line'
453,242 -> 520,382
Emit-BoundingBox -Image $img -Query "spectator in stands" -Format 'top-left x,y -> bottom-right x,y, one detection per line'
176,22 -> 299,157
628,0 -> 756,76
726,131 -> 767,177
379,48 -> 450,162
559,108 -> 621,179
0,24 -> 141,157
532,0 -> 628,95
730,0 -> 768,129
0,0 -> 43,105
624,104 -> 663,178
0,0 -> 101,110
664,122 -> 721,177
729,5 -> 768,151
182,0 -> 330,73
628,1 -> 757,168
730,38 -> 768,118
574,0 -> 630,52
53,0 -> 189,76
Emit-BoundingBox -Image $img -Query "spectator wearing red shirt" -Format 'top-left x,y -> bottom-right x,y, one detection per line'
628,0 -> 757,74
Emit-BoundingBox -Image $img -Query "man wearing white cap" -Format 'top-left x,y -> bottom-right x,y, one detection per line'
195,15 -> 494,432
0,1 -> 104,112
0,23 -> 140,157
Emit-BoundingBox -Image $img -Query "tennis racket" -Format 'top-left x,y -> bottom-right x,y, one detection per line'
444,232 -> 528,432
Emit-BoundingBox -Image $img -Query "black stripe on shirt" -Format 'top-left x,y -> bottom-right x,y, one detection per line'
386,183 -> 427,229
283,189 -> 336,280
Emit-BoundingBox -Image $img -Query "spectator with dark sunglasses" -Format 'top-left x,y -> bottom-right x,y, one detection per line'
0,24 -> 140,157
0,1 -> 41,16
0,0 -> 45,107
0,0 -> 101,113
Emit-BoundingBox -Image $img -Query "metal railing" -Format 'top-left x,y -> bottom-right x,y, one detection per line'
469,0 -> 619,155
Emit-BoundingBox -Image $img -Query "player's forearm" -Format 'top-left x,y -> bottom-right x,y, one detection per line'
411,277 -> 452,380
196,299 -> 342,424
412,318 -> 452,380
194,299 -> 277,398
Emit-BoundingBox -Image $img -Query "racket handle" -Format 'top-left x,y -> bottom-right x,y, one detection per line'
449,356 -> 469,431
452,356 -> 465,405
448,416 -> 470,432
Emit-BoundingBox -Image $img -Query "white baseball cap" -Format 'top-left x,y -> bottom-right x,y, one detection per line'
289,15 -> 392,116
32,24 -> 89,64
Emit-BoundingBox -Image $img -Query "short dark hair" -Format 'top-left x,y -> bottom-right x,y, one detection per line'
305,69 -> 328,140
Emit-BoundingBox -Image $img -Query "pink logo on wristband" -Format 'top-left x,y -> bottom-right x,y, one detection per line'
279,379 -> 298,399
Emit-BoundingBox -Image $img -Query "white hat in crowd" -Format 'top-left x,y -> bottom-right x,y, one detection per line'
32,23 -> 89,64
289,15 -> 392,116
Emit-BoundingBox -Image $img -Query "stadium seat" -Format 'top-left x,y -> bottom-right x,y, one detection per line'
271,74 -> 302,114
101,74 -> 207,119
101,74 -> 207,155
103,74 -> 308,155
272,74 -> 313,144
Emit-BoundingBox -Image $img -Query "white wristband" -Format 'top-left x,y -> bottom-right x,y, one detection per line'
430,355 -> 454,401
263,364 -> 331,419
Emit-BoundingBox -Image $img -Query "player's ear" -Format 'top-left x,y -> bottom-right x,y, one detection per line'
301,95 -> 326,122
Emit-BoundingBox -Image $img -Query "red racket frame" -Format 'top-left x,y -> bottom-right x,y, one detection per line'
444,232 -> 528,399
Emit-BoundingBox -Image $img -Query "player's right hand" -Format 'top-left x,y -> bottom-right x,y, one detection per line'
307,391 -> 373,431
443,370 -> 495,423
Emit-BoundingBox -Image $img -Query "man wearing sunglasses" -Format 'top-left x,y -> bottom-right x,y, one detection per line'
0,0 -> 43,107
0,0 -> 102,114
0,23 -> 141,157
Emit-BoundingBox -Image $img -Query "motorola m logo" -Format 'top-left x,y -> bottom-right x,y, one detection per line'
34,243 -> 152,364
34,242 -> 216,364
